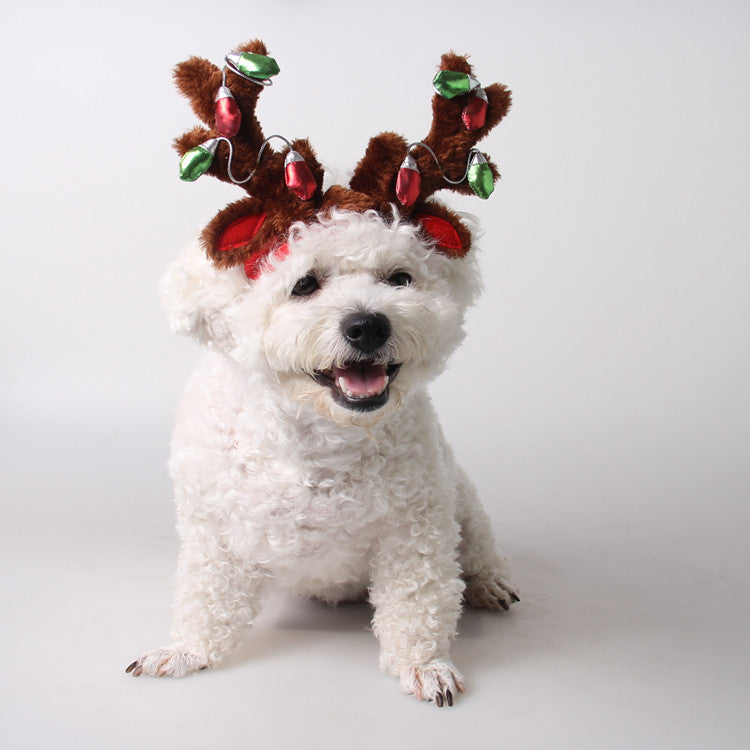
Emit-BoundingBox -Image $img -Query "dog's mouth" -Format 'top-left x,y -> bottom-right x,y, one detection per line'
313,362 -> 401,412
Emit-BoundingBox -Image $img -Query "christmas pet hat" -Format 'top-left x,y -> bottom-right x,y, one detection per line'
174,39 -> 512,278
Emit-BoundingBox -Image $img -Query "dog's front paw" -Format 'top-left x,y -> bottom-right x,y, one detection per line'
463,572 -> 520,612
399,660 -> 465,707
125,646 -> 209,678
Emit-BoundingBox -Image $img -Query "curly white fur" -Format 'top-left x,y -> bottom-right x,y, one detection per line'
127,209 -> 518,706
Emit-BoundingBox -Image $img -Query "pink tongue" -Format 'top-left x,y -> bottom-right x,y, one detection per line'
333,363 -> 388,397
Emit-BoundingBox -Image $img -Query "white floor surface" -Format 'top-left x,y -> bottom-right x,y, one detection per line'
2,412 -> 747,750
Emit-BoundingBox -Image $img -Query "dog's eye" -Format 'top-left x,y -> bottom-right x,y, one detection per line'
386,272 -> 412,287
291,275 -> 320,297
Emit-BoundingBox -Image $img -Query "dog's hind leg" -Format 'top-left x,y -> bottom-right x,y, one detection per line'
127,525 -> 268,678
454,465 -> 520,611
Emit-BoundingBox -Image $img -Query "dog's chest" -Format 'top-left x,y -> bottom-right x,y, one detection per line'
226,433 -> 392,563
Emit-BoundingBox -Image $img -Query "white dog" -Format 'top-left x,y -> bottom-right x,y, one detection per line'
127,41 -> 518,707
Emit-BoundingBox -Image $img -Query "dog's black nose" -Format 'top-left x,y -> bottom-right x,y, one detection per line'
341,312 -> 391,353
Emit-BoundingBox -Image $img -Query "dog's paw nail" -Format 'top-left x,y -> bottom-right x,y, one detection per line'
125,661 -> 138,674
402,661 -> 463,705
511,592 -> 520,603
128,646 -> 209,678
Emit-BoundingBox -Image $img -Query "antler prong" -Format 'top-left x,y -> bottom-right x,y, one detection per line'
173,57 -> 224,126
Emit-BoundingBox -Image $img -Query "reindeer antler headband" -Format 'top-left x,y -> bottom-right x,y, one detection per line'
173,39 -> 511,278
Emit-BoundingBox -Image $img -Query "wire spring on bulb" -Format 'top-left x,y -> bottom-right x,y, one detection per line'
223,134 -> 293,184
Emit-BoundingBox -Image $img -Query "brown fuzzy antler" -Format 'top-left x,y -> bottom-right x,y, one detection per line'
349,52 -> 511,211
173,40 -> 325,268
174,39 -> 271,186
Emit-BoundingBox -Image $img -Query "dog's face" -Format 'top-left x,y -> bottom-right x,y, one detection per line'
162,209 -> 479,425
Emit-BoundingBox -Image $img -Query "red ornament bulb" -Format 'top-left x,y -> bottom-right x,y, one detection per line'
462,88 -> 488,131
214,86 -> 241,138
396,154 -> 421,207
284,150 -> 316,200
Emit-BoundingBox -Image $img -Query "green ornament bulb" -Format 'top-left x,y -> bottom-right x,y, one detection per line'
179,138 -> 220,182
225,51 -> 280,82
467,151 -> 494,199
433,70 -> 480,99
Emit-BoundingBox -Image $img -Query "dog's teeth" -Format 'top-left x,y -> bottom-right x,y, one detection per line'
337,376 -> 351,397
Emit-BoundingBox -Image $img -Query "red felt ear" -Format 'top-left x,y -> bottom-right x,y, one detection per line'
216,213 -> 267,252
416,214 -> 463,254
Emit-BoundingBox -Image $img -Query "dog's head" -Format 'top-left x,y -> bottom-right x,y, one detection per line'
161,208 -> 479,424
161,40 -> 509,425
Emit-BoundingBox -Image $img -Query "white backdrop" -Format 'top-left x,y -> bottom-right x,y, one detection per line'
2,1 -> 748,748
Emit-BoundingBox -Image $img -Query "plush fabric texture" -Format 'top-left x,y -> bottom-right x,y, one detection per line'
127,209 -> 519,705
